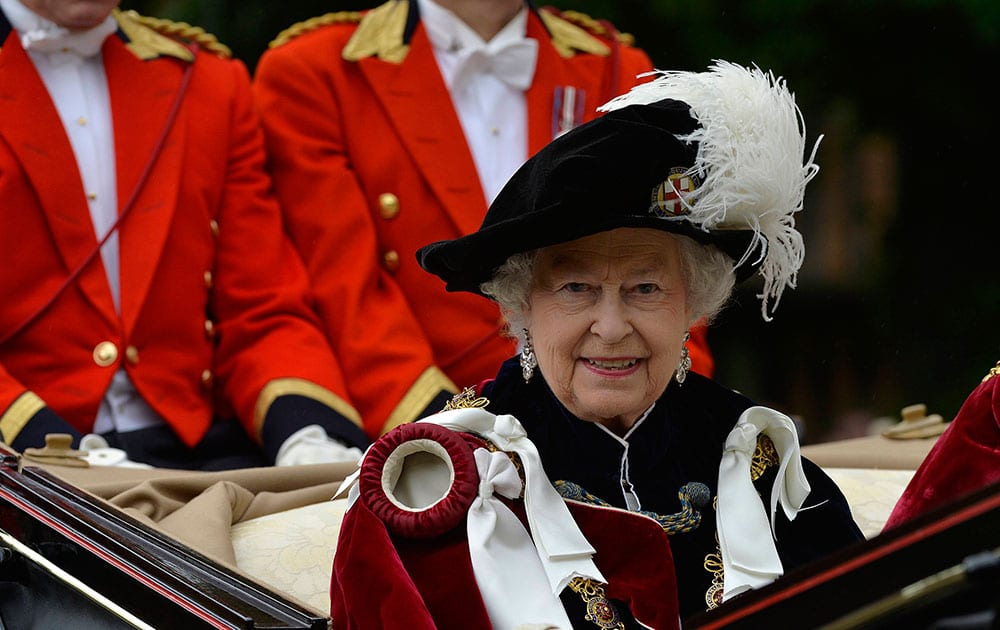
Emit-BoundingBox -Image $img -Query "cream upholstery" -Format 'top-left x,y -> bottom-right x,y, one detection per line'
230,498 -> 349,614
821,468 -> 915,539
802,432 -> 939,539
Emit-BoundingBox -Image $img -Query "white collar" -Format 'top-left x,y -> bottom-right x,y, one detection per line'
419,0 -> 529,55
594,402 -> 657,445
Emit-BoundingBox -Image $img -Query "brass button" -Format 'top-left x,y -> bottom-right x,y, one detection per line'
209,219 -> 220,236
201,369 -> 214,389
93,341 -> 118,367
382,250 -> 400,272
203,270 -> 213,289
125,345 -> 140,365
204,319 -> 215,339
378,193 -> 400,219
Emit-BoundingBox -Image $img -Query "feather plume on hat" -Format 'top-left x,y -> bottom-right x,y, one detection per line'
599,61 -> 821,320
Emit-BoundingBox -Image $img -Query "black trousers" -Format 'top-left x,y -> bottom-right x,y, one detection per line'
103,419 -> 268,470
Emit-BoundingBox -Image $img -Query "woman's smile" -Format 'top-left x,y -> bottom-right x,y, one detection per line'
581,357 -> 642,376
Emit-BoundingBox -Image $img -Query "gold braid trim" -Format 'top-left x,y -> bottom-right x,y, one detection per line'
546,8 -> 637,47
0,391 -> 46,445
118,9 -> 231,58
380,367 -> 458,436
269,11 -> 364,49
253,377 -> 363,441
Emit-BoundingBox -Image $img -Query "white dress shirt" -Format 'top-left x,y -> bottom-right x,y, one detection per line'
418,0 -> 537,205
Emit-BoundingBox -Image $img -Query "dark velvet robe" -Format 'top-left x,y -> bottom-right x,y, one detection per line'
480,357 -> 865,619
886,369 -> 1000,529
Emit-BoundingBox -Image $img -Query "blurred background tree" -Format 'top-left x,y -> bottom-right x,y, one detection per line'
126,0 -> 1000,443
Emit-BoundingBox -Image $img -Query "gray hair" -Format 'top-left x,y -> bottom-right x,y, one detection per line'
480,234 -> 736,344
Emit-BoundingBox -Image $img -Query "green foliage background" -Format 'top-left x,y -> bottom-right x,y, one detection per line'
125,0 -> 1000,441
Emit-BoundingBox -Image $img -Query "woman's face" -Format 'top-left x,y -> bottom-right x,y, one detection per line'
525,228 -> 690,434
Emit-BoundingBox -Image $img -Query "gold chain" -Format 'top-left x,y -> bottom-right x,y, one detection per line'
703,547 -> 725,609
567,578 -> 625,630
703,496 -> 724,609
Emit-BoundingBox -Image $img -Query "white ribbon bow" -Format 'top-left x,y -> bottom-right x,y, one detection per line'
450,38 -> 539,91
424,408 -> 606,594
716,406 -> 811,601
468,448 -> 575,629
21,15 -> 117,58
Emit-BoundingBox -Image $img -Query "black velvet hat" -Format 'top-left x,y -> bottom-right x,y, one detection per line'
418,61 -> 818,318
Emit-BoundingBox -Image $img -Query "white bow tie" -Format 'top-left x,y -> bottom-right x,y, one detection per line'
21,17 -> 117,58
450,38 -> 538,91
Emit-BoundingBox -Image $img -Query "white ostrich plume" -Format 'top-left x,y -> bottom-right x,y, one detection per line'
598,60 -> 821,320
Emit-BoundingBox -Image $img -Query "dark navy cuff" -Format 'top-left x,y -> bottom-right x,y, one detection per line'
9,407 -> 83,452
416,389 -> 456,420
261,394 -> 370,463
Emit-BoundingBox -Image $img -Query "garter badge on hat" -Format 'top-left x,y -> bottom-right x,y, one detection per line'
651,167 -> 701,218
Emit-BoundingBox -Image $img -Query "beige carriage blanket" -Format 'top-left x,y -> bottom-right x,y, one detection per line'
42,461 -> 357,614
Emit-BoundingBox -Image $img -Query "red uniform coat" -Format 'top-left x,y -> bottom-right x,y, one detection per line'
255,1 -> 713,438
0,11 -> 359,451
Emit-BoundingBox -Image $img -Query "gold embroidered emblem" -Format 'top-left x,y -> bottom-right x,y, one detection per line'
751,435 -> 779,480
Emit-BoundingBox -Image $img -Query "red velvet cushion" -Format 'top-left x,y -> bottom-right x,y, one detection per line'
358,422 -> 479,538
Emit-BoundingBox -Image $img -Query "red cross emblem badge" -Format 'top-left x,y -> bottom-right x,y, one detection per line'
650,168 -> 700,218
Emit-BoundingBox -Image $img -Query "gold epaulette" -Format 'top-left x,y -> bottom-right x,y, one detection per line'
116,9 -> 231,60
558,10 -> 637,47
268,11 -> 364,49
538,8 -> 609,59
342,1 -> 409,63
539,8 -> 636,59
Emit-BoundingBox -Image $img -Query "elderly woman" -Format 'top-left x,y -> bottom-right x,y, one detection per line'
414,61 -> 864,621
